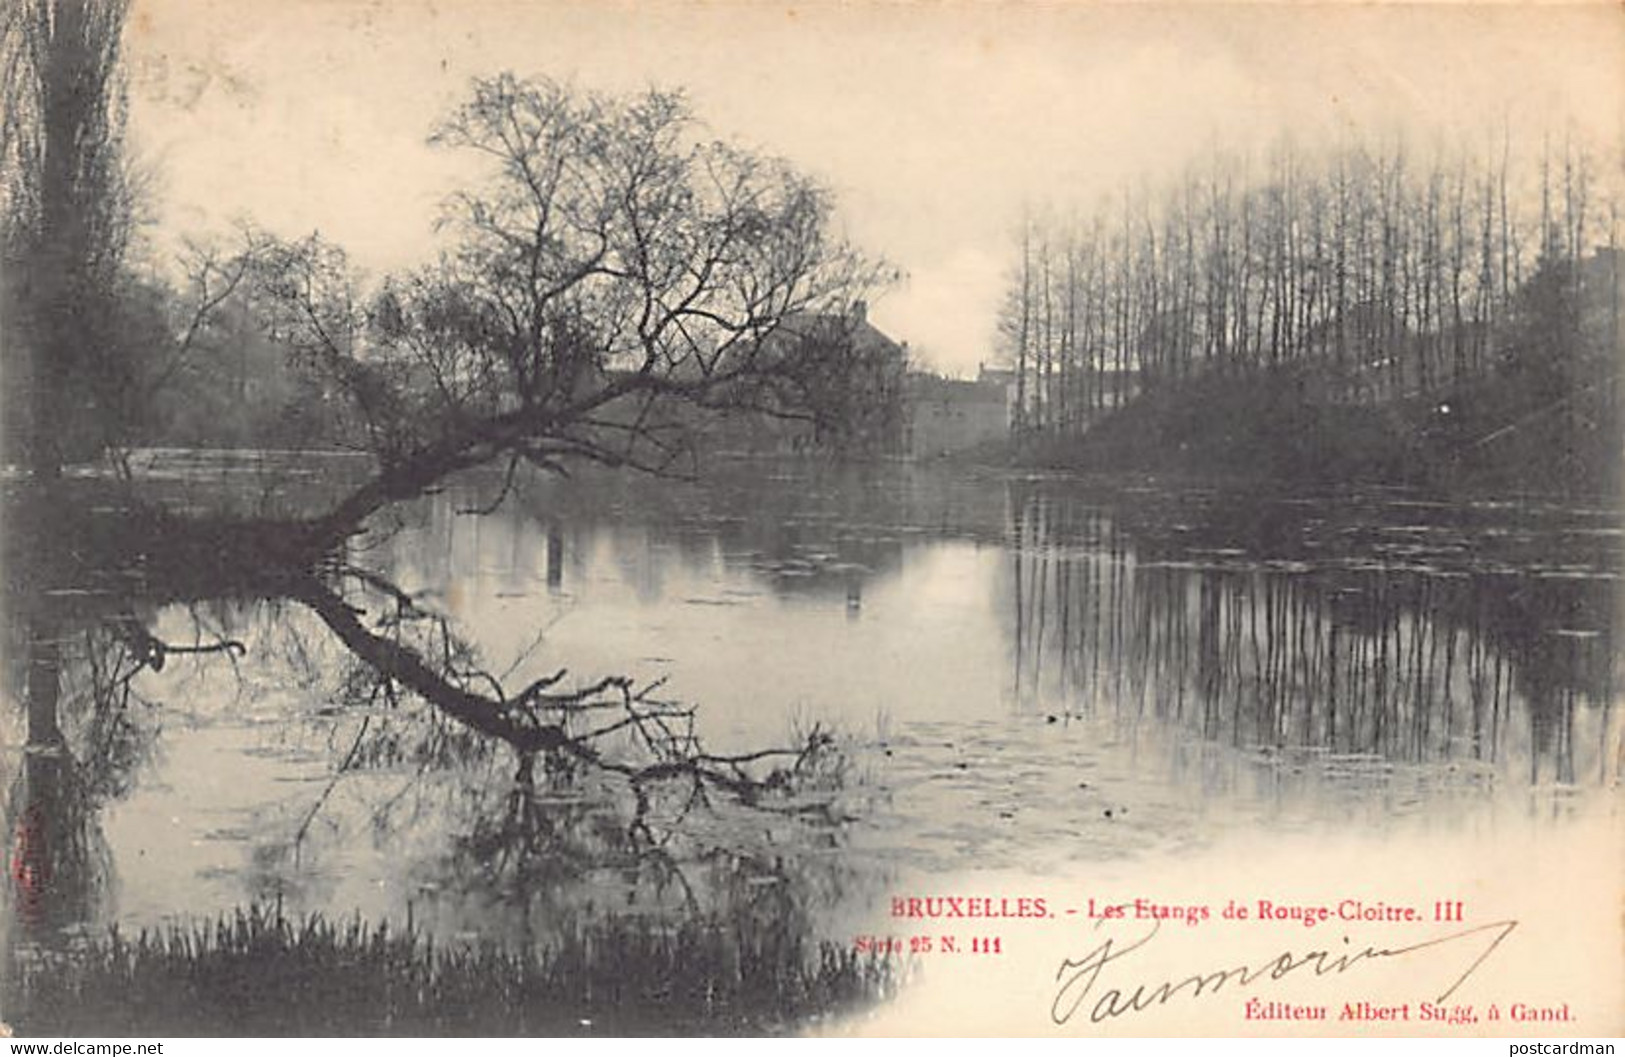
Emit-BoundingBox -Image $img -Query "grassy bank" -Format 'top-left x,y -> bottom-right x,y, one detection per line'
1020,364 -> 1620,502
3,905 -> 892,1037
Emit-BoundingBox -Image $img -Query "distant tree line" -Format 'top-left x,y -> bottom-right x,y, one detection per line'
998,128 -> 1622,449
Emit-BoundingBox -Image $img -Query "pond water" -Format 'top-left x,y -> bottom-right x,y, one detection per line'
2,456 -> 1620,1028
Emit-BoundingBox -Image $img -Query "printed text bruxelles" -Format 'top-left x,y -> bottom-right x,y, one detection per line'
892,896 -> 1049,919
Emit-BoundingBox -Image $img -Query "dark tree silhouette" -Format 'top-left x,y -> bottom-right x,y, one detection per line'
1,0 -> 141,474
246,74 -> 886,550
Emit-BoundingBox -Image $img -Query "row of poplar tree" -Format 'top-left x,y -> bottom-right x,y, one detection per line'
997,127 -> 1621,439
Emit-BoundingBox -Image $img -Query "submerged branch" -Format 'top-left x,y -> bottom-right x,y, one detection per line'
292,569 -> 840,813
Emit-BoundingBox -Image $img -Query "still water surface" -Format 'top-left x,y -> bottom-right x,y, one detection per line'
3,458 -> 1620,966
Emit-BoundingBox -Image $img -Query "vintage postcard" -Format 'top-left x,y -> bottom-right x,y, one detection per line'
1,0 -> 1620,1039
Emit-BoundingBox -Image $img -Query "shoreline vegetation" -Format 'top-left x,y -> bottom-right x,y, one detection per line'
1001,361 -> 1621,504
2,905 -> 893,1037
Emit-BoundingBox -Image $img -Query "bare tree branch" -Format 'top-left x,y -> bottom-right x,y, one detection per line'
235,73 -> 890,543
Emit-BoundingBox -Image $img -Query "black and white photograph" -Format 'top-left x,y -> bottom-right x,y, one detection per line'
0,0 -> 1620,1039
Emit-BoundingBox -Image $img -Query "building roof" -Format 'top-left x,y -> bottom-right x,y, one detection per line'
906,372 -> 1007,403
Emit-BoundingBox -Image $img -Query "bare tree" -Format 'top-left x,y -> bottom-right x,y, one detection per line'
998,217 -> 1034,436
996,119 -> 1621,468
247,74 -> 883,547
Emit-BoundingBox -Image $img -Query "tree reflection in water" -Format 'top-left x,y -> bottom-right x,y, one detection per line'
1006,484 -> 1620,792
5,607 -> 175,944
0,514 -> 880,1035
298,565 -> 853,929
3,465 -> 1618,1032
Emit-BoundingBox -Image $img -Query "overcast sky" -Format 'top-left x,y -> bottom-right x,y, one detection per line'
124,1 -> 1625,377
